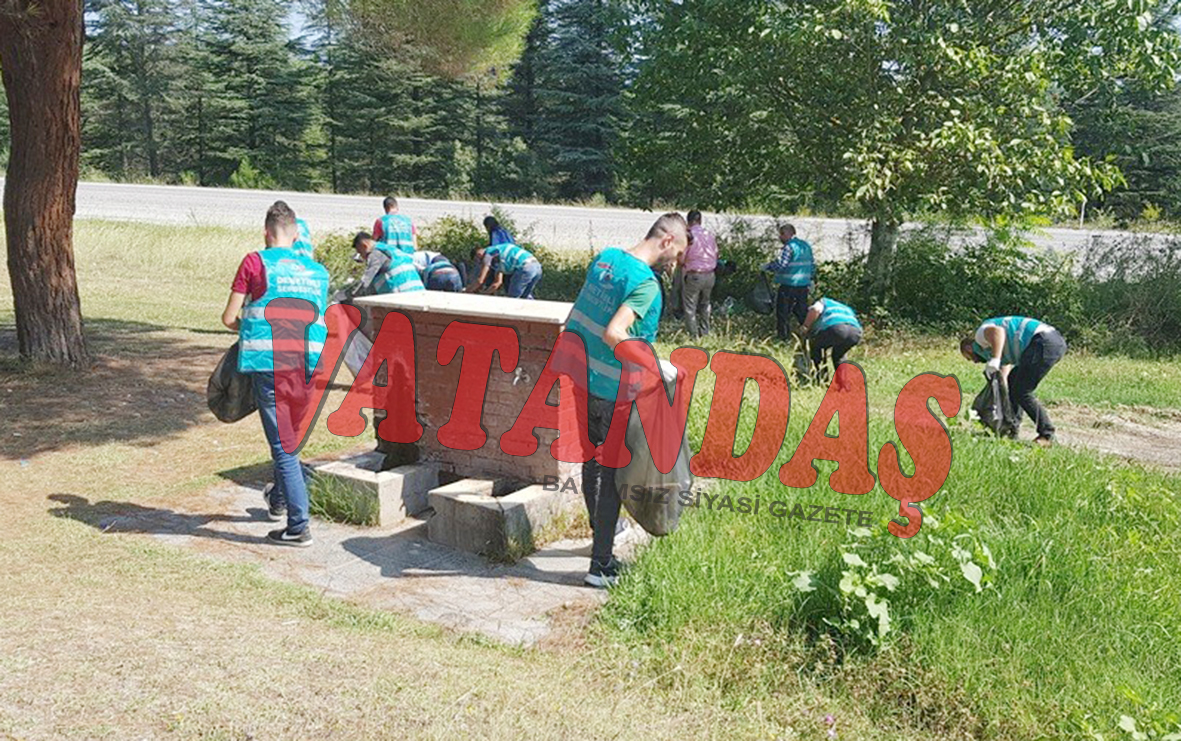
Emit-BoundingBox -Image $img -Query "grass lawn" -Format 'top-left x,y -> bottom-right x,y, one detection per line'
1,218 -> 1178,739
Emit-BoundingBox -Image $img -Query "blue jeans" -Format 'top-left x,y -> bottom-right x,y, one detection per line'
426,266 -> 463,292
506,259 -> 542,299
252,372 -> 310,534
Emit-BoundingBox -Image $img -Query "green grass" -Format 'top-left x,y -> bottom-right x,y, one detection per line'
4,218 -> 1181,739
601,327 -> 1181,739
307,473 -> 380,527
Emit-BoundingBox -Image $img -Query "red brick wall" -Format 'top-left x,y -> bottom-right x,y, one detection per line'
368,306 -> 582,485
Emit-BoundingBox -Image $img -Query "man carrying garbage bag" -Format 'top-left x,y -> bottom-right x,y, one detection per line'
565,212 -> 689,588
960,315 -> 1067,447
220,202 -> 328,547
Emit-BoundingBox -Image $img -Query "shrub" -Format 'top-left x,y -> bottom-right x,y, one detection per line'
316,231 -> 363,293
227,157 -> 277,190
1077,233 -> 1181,355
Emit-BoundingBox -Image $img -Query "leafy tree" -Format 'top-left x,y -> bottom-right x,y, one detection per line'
625,0 -> 1181,304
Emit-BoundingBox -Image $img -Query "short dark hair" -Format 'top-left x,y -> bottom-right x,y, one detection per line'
687,210 -> 702,225
265,201 -> 297,235
483,215 -> 499,232
383,196 -> 398,212
960,337 -> 978,359
645,212 -> 689,242
353,231 -> 374,252
780,223 -> 796,238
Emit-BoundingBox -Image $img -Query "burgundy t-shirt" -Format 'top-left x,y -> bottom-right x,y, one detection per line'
231,252 -> 266,301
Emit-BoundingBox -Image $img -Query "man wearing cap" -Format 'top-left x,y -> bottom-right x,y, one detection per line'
960,316 -> 1067,446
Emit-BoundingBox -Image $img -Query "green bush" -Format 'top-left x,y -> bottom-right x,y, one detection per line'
883,225 -> 1084,338
227,157 -> 277,190
1077,234 -> 1181,355
316,231 -> 364,293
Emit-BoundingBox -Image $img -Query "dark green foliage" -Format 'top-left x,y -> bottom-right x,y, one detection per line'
1072,85 -> 1181,224
529,0 -> 626,200
1076,234 -> 1181,355
82,0 -> 186,179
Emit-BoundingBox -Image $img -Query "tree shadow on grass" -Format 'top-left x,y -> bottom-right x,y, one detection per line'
0,317 -> 237,458
47,493 -> 269,546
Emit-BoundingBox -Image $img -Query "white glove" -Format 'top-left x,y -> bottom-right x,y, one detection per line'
985,358 -> 1002,377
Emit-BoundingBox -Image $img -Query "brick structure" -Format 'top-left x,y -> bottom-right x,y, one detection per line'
353,293 -> 582,486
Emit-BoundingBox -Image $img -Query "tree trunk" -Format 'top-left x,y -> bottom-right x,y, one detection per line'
863,216 -> 901,307
0,0 -> 89,367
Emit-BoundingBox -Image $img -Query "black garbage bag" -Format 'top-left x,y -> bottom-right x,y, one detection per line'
973,372 -> 1014,437
746,273 -> 774,316
616,361 -> 693,537
206,342 -> 257,423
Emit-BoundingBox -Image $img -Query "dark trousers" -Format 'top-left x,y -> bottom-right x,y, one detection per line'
582,393 -> 622,564
776,285 -> 809,339
810,324 -> 862,379
1007,330 -> 1067,438
682,270 -> 715,336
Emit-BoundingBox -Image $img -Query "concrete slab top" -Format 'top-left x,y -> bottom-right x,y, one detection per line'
354,292 -> 574,325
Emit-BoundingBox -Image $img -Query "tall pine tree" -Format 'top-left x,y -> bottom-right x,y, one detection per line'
83,0 -> 184,179
531,0 -> 625,200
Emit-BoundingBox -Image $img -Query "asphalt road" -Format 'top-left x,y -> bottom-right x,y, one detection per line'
1,178 -> 1164,259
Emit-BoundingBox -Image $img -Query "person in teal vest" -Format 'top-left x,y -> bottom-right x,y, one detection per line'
221,202 -> 328,548
373,196 -> 417,254
960,316 -> 1067,446
468,242 -> 543,299
412,250 -> 463,292
798,297 -> 862,385
763,224 -> 815,340
293,216 -> 314,259
347,232 -> 425,296
565,212 -> 690,588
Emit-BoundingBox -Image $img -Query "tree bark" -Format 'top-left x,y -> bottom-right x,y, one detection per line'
0,0 -> 89,366
863,216 -> 901,307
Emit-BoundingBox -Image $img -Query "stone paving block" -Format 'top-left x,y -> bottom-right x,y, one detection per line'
427,480 -> 575,561
313,454 -> 440,528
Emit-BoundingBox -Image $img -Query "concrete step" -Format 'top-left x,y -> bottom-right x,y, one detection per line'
313,452 -> 440,528
427,478 -> 576,562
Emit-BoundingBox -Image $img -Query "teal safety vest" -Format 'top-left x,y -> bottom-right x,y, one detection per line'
238,247 -> 329,375
411,250 -> 454,280
972,316 -> 1044,366
812,298 -> 861,333
775,238 -> 814,287
566,248 -> 663,401
380,213 -> 415,253
486,243 -> 535,275
372,245 -> 425,294
293,218 -> 314,259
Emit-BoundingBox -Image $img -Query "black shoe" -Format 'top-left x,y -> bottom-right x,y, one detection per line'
584,557 -> 624,588
262,483 -> 286,522
266,527 -> 313,547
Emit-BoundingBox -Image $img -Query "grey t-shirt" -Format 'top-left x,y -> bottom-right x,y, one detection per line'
353,249 -> 392,297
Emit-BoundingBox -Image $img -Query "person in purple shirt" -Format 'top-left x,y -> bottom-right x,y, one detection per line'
681,210 -> 718,337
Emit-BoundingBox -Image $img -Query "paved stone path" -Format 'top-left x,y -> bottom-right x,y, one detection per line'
80,480 -> 649,647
